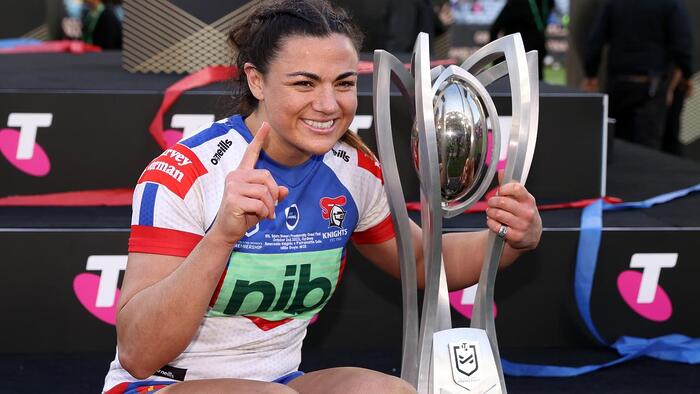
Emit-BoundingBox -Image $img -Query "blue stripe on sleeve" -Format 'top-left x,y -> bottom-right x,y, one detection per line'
139,183 -> 159,226
180,122 -> 227,148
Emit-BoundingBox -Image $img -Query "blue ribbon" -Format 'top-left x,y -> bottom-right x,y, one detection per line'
0,38 -> 41,49
502,183 -> 700,377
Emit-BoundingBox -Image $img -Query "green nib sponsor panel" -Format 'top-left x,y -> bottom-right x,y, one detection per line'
209,249 -> 343,321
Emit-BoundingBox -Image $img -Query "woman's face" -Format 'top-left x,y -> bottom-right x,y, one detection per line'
245,33 -> 359,166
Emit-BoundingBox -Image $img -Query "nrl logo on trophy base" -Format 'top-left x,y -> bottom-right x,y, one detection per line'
451,341 -> 480,381
372,31 -> 539,394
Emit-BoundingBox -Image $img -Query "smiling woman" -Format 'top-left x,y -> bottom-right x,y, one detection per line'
228,2 -> 376,165
240,33 -> 360,165
100,0 -> 541,393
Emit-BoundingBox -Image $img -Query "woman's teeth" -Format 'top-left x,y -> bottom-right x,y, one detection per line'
303,119 -> 334,129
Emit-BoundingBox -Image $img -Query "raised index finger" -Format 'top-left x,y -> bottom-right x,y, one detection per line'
238,122 -> 270,169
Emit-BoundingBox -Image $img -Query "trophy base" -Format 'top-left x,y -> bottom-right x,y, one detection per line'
432,328 -> 502,394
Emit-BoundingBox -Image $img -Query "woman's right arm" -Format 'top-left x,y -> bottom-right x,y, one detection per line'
117,123 -> 287,378
116,235 -> 233,378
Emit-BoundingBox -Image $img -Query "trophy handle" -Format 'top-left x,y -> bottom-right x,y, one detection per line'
465,34 -> 539,394
470,50 -> 540,185
372,49 -> 420,387
411,32 -> 455,394
460,33 -> 536,185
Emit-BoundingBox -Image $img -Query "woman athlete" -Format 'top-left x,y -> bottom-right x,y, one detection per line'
103,0 -> 542,392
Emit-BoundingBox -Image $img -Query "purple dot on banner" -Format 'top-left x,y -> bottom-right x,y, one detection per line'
449,289 -> 498,320
0,128 -> 51,177
73,273 -> 120,326
617,270 -> 672,322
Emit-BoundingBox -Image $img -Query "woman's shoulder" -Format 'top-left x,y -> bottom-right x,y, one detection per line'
323,140 -> 383,184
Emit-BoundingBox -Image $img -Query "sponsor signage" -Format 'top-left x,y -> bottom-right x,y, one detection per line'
1,88 -> 605,203
0,228 -> 699,352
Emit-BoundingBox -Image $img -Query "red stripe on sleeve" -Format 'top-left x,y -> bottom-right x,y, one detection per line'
351,215 -> 395,244
356,150 -> 384,184
128,225 -> 203,257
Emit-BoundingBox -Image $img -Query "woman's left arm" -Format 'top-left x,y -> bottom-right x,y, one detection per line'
354,182 -> 542,291
442,182 -> 541,289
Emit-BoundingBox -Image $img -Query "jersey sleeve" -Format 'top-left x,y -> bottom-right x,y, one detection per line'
128,144 -> 208,257
351,153 -> 395,245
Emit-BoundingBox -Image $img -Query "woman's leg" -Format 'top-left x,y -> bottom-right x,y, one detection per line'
288,367 -> 415,394
159,378 -> 298,393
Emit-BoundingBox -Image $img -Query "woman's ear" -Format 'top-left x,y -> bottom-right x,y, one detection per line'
244,63 -> 264,101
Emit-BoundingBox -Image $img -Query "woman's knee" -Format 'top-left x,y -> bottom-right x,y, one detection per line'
159,379 -> 298,394
326,367 -> 416,393
363,373 -> 415,393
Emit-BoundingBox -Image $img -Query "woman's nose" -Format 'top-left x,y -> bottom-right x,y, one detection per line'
312,86 -> 340,114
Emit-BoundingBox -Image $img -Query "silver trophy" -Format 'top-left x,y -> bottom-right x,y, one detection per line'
372,33 -> 539,393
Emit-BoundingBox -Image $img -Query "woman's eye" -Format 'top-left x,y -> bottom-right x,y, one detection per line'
337,80 -> 356,89
294,81 -> 314,87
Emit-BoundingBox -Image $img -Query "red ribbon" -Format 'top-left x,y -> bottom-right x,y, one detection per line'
406,194 -> 623,214
0,188 -> 133,207
148,66 -> 238,149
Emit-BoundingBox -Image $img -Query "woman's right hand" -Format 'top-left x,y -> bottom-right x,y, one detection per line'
208,123 -> 289,246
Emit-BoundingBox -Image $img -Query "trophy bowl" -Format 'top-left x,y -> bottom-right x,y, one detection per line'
411,76 -> 489,203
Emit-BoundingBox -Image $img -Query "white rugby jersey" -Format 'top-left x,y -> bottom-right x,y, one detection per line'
103,115 -> 394,391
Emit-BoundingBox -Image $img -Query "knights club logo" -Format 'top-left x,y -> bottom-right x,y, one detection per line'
319,196 -> 347,228
449,341 -> 480,387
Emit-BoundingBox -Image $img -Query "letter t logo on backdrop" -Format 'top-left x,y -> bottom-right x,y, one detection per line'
617,253 -> 677,322
163,114 -> 215,147
0,113 -> 53,176
73,255 -> 128,325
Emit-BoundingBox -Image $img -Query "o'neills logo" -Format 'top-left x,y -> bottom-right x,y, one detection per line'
145,160 -> 184,182
332,148 -> 350,162
138,144 -> 207,199
210,139 -> 233,165
320,196 -> 347,228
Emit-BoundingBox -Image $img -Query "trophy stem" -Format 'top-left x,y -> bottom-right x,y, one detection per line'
471,233 -> 508,393
413,32 -> 453,394
372,50 -> 420,388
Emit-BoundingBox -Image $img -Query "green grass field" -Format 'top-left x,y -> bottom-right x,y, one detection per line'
544,66 -> 567,86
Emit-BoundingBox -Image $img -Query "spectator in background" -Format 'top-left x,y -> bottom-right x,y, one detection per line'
582,0 -> 693,151
82,0 -> 122,49
663,66 -> 694,155
385,0 -> 453,54
489,0 -> 555,80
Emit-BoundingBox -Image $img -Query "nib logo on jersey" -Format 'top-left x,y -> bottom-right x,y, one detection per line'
320,196 -> 347,228
617,253 -> 677,322
73,255 -> 127,326
224,264 -> 332,317
209,249 -> 343,330
0,113 -> 53,176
